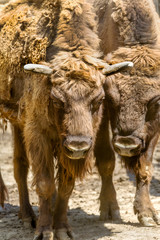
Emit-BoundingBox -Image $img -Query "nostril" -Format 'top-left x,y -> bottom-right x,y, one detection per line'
130,145 -> 141,155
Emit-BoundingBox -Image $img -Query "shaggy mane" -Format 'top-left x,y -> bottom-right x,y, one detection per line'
0,0 -> 103,100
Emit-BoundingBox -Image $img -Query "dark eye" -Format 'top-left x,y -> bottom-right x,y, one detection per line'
50,92 -> 64,109
146,96 -> 160,121
91,97 -> 105,114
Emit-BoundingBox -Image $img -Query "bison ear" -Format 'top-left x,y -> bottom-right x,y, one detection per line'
24,64 -> 53,75
102,61 -> 134,75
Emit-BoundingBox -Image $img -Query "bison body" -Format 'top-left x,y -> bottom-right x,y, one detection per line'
0,0 -> 105,239
94,0 -> 160,226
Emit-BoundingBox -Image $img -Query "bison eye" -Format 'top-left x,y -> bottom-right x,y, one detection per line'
90,97 -> 105,114
50,93 -> 64,109
146,96 -> 160,121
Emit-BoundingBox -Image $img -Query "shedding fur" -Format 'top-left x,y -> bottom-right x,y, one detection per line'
94,0 -> 160,54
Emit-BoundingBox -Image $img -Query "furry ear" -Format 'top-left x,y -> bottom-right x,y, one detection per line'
24,64 -> 53,75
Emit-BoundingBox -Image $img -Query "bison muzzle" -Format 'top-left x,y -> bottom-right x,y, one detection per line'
63,135 -> 92,159
113,135 -> 142,157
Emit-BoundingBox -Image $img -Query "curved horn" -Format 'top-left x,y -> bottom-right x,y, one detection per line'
102,61 -> 134,75
24,64 -> 53,75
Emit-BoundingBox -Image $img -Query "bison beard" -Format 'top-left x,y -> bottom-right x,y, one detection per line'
59,152 -> 93,182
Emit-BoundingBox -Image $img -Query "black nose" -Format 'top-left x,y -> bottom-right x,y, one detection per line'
113,135 -> 142,157
63,136 -> 92,159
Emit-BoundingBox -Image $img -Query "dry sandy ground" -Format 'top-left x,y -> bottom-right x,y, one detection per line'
0,127 -> 160,240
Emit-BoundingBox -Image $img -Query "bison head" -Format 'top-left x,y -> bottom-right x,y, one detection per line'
105,72 -> 160,159
24,61 -> 133,178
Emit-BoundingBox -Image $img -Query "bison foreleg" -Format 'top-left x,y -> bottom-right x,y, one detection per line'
24,126 -> 56,240
133,135 -> 160,226
94,112 -> 121,222
96,155 -> 121,222
13,125 -> 36,228
0,170 -> 8,207
53,165 -> 75,240
34,196 -> 54,240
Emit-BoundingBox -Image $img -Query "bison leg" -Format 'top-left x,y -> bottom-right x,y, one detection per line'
34,196 -> 54,240
94,109 -> 120,222
24,126 -> 56,240
53,166 -> 75,240
133,135 -> 160,226
33,180 -> 56,240
13,125 -> 36,227
0,170 -> 8,207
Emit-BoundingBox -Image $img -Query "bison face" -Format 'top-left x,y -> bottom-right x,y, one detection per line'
50,80 -> 105,161
104,74 -> 160,158
24,62 -> 133,172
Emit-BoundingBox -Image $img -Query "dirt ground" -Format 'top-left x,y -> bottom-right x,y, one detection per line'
0,126 -> 160,240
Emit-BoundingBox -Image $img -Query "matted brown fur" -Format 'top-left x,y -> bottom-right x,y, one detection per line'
94,0 -> 160,54
110,45 -> 160,76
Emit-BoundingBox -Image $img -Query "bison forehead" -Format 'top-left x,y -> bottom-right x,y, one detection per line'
114,75 -> 160,103
50,66 -> 104,100
51,78 -> 102,102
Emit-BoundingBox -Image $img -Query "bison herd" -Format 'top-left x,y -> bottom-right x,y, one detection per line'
0,0 -> 160,239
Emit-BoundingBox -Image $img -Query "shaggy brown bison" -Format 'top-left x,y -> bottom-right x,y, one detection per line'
94,0 -> 160,227
0,0 -> 132,239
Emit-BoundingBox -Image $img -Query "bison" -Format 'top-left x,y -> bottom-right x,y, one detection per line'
94,0 -> 160,227
0,0 -> 131,239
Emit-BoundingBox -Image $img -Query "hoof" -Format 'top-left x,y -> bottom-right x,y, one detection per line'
33,231 -> 53,240
138,215 -> 156,227
54,228 -> 74,240
100,209 -> 121,222
33,232 -> 43,240
18,208 -> 37,228
23,216 -> 37,228
153,214 -> 160,225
